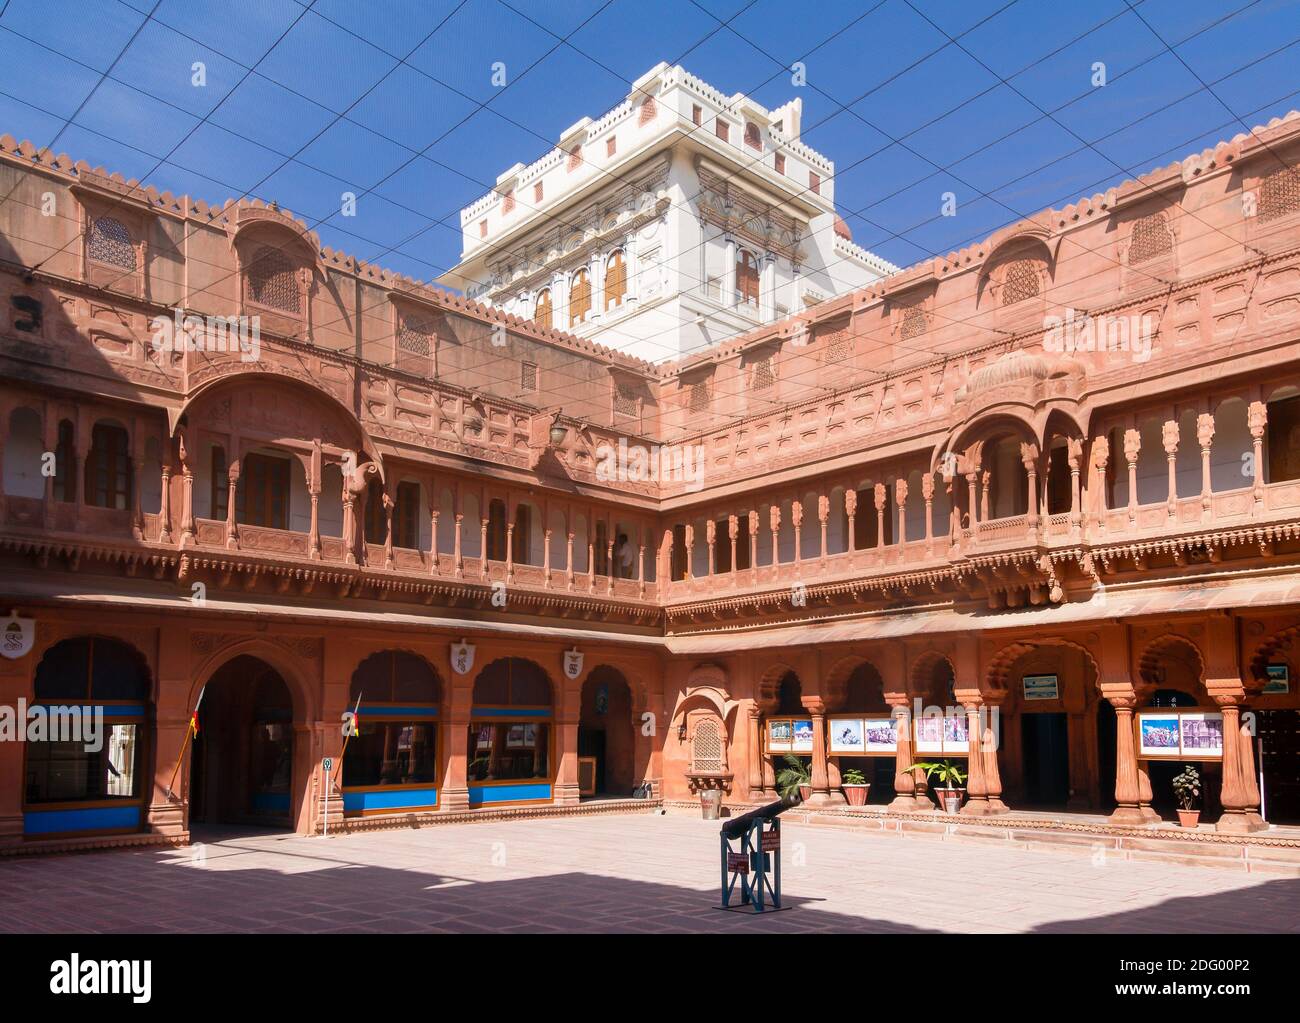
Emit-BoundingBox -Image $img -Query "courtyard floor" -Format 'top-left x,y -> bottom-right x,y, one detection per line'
3,812 -> 1299,933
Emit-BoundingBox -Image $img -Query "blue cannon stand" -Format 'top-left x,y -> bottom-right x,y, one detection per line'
714,795 -> 799,913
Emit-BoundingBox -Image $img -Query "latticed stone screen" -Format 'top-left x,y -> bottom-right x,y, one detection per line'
817,317 -> 852,363
88,216 -> 136,270
613,381 -> 637,416
752,356 -> 774,390
1259,168 -> 1300,222
688,379 -> 711,414
900,305 -> 928,340
692,718 -> 723,773
1128,213 -> 1173,264
397,315 -> 433,356
245,247 -> 301,313
1001,260 -> 1040,305
520,361 -> 537,391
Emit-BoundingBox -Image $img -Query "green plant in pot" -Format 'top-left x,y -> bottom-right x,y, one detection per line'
776,754 -> 812,802
841,766 -> 870,807
909,759 -> 968,812
1172,765 -> 1201,828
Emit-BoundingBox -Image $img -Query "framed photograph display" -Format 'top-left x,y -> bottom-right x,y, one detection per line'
767,719 -> 793,753
943,713 -> 969,753
791,719 -> 815,753
1178,713 -> 1224,758
1022,674 -> 1059,701
863,717 -> 899,755
914,714 -> 944,754
1265,664 -> 1289,695
1136,711 -> 1223,760
828,717 -> 865,754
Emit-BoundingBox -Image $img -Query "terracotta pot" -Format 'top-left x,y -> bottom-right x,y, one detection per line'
1177,808 -> 1201,828
798,784 -> 813,802
842,783 -> 870,806
935,787 -> 966,813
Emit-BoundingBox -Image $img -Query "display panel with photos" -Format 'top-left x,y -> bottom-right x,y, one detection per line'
913,713 -> 968,754
1136,711 -> 1223,760
1264,664 -> 1289,695
766,718 -> 793,753
1022,674 -> 1059,701
791,719 -> 814,753
827,717 -> 865,754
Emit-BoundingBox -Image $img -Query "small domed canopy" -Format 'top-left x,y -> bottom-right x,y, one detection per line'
962,348 -> 1052,399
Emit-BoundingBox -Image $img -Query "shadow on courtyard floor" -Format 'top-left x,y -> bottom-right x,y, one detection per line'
1033,876 -> 1300,934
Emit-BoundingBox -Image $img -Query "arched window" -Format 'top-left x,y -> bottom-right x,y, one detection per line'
54,420 -> 76,503
468,659 -> 553,792
534,288 -> 552,330
605,250 -> 627,309
1001,260 -> 1040,305
569,268 -> 592,324
85,421 -> 131,510
486,498 -> 507,561
638,95 -> 657,125
27,637 -> 149,812
343,651 -> 441,796
567,145 -> 582,171
737,250 -> 759,306
87,216 -> 136,270
1129,213 -> 1173,264
364,478 -> 386,545
744,121 -> 761,151
244,246 -> 301,314
3,407 -> 44,499
692,718 -> 724,773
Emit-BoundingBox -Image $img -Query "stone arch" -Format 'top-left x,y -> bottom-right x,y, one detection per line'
189,637 -> 318,726
909,649 -> 956,702
348,648 -> 444,704
756,660 -> 800,712
1249,624 -> 1300,686
172,371 -> 383,476
1137,633 -> 1206,696
985,636 -> 1101,695
822,653 -> 886,710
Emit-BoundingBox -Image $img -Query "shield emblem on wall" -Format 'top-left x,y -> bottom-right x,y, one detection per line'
563,648 -> 584,680
0,616 -> 34,660
450,641 -> 476,676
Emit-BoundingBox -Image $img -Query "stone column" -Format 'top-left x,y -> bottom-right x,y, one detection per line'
1248,401 -> 1266,514
981,693 -> 1007,813
722,235 -> 737,307
1105,693 -> 1159,824
886,699 -> 923,811
1197,412 -> 1215,522
1092,434 -> 1110,534
1162,419 -> 1179,521
706,518 -> 716,576
566,530 -> 575,590
1214,696 -> 1266,833
159,457 -> 173,544
845,488 -> 857,552
922,473 -> 934,553
1067,436 -> 1083,536
803,701 -> 843,806
791,499 -> 803,568
1124,428 -> 1140,526
727,514 -> 738,580
383,492 -> 395,570
453,512 -> 464,578
768,506 -> 780,567
873,483 -> 886,548
225,461 -> 240,549
441,674 -> 471,813
179,435 -> 196,547
130,456 -> 145,540
965,471 -> 979,528
895,479 -> 907,545
955,692 -> 989,815
429,506 -> 440,575
817,496 -> 828,564
748,510 -> 759,584
747,703 -> 764,802
480,517 -> 490,579
555,687 -> 582,805
1022,443 -> 1039,539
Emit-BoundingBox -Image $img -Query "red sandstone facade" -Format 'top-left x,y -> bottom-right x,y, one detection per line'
3,111 -> 1300,852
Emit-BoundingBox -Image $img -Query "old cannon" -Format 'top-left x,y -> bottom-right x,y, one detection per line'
717,794 -> 800,913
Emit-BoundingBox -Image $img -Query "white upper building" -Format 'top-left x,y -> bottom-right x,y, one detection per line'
438,62 -> 899,364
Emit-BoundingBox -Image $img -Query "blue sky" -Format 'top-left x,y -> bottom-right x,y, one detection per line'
1,0 -> 1298,285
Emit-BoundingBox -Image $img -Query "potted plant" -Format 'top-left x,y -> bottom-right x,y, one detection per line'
1173,765 -> 1201,828
776,754 -> 812,802
841,767 -> 870,806
909,759 -> 968,812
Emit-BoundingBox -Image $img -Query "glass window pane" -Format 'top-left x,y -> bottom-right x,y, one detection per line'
467,722 -> 548,782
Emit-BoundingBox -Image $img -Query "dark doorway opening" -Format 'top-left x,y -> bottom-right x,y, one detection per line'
578,667 -> 634,797
191,656 -> 294,830
578,727 -> 606,794
1259,709 -> 1300,824
1021,713 -> 1070,808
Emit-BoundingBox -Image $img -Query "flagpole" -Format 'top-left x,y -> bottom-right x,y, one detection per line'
165,686 -> 205,801
332,691 -> 362,793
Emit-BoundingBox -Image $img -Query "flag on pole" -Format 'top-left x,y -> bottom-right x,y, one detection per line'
333,691 -> 362,792
165,686 -> 204,800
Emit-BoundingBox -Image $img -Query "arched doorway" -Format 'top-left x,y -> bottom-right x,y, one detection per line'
467,658 -> 554,806
578,666 -> 634,797
190,656 -> 295,829
826,660 -> 895,805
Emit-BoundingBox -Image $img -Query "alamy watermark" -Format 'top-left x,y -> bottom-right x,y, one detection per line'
595,439 -> 705,492
150,308 -> 261,363
1043,306 -> 1153,364
0,699 -> 103,751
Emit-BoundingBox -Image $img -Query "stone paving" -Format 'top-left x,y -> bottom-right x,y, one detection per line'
2,812 -> 1298,933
